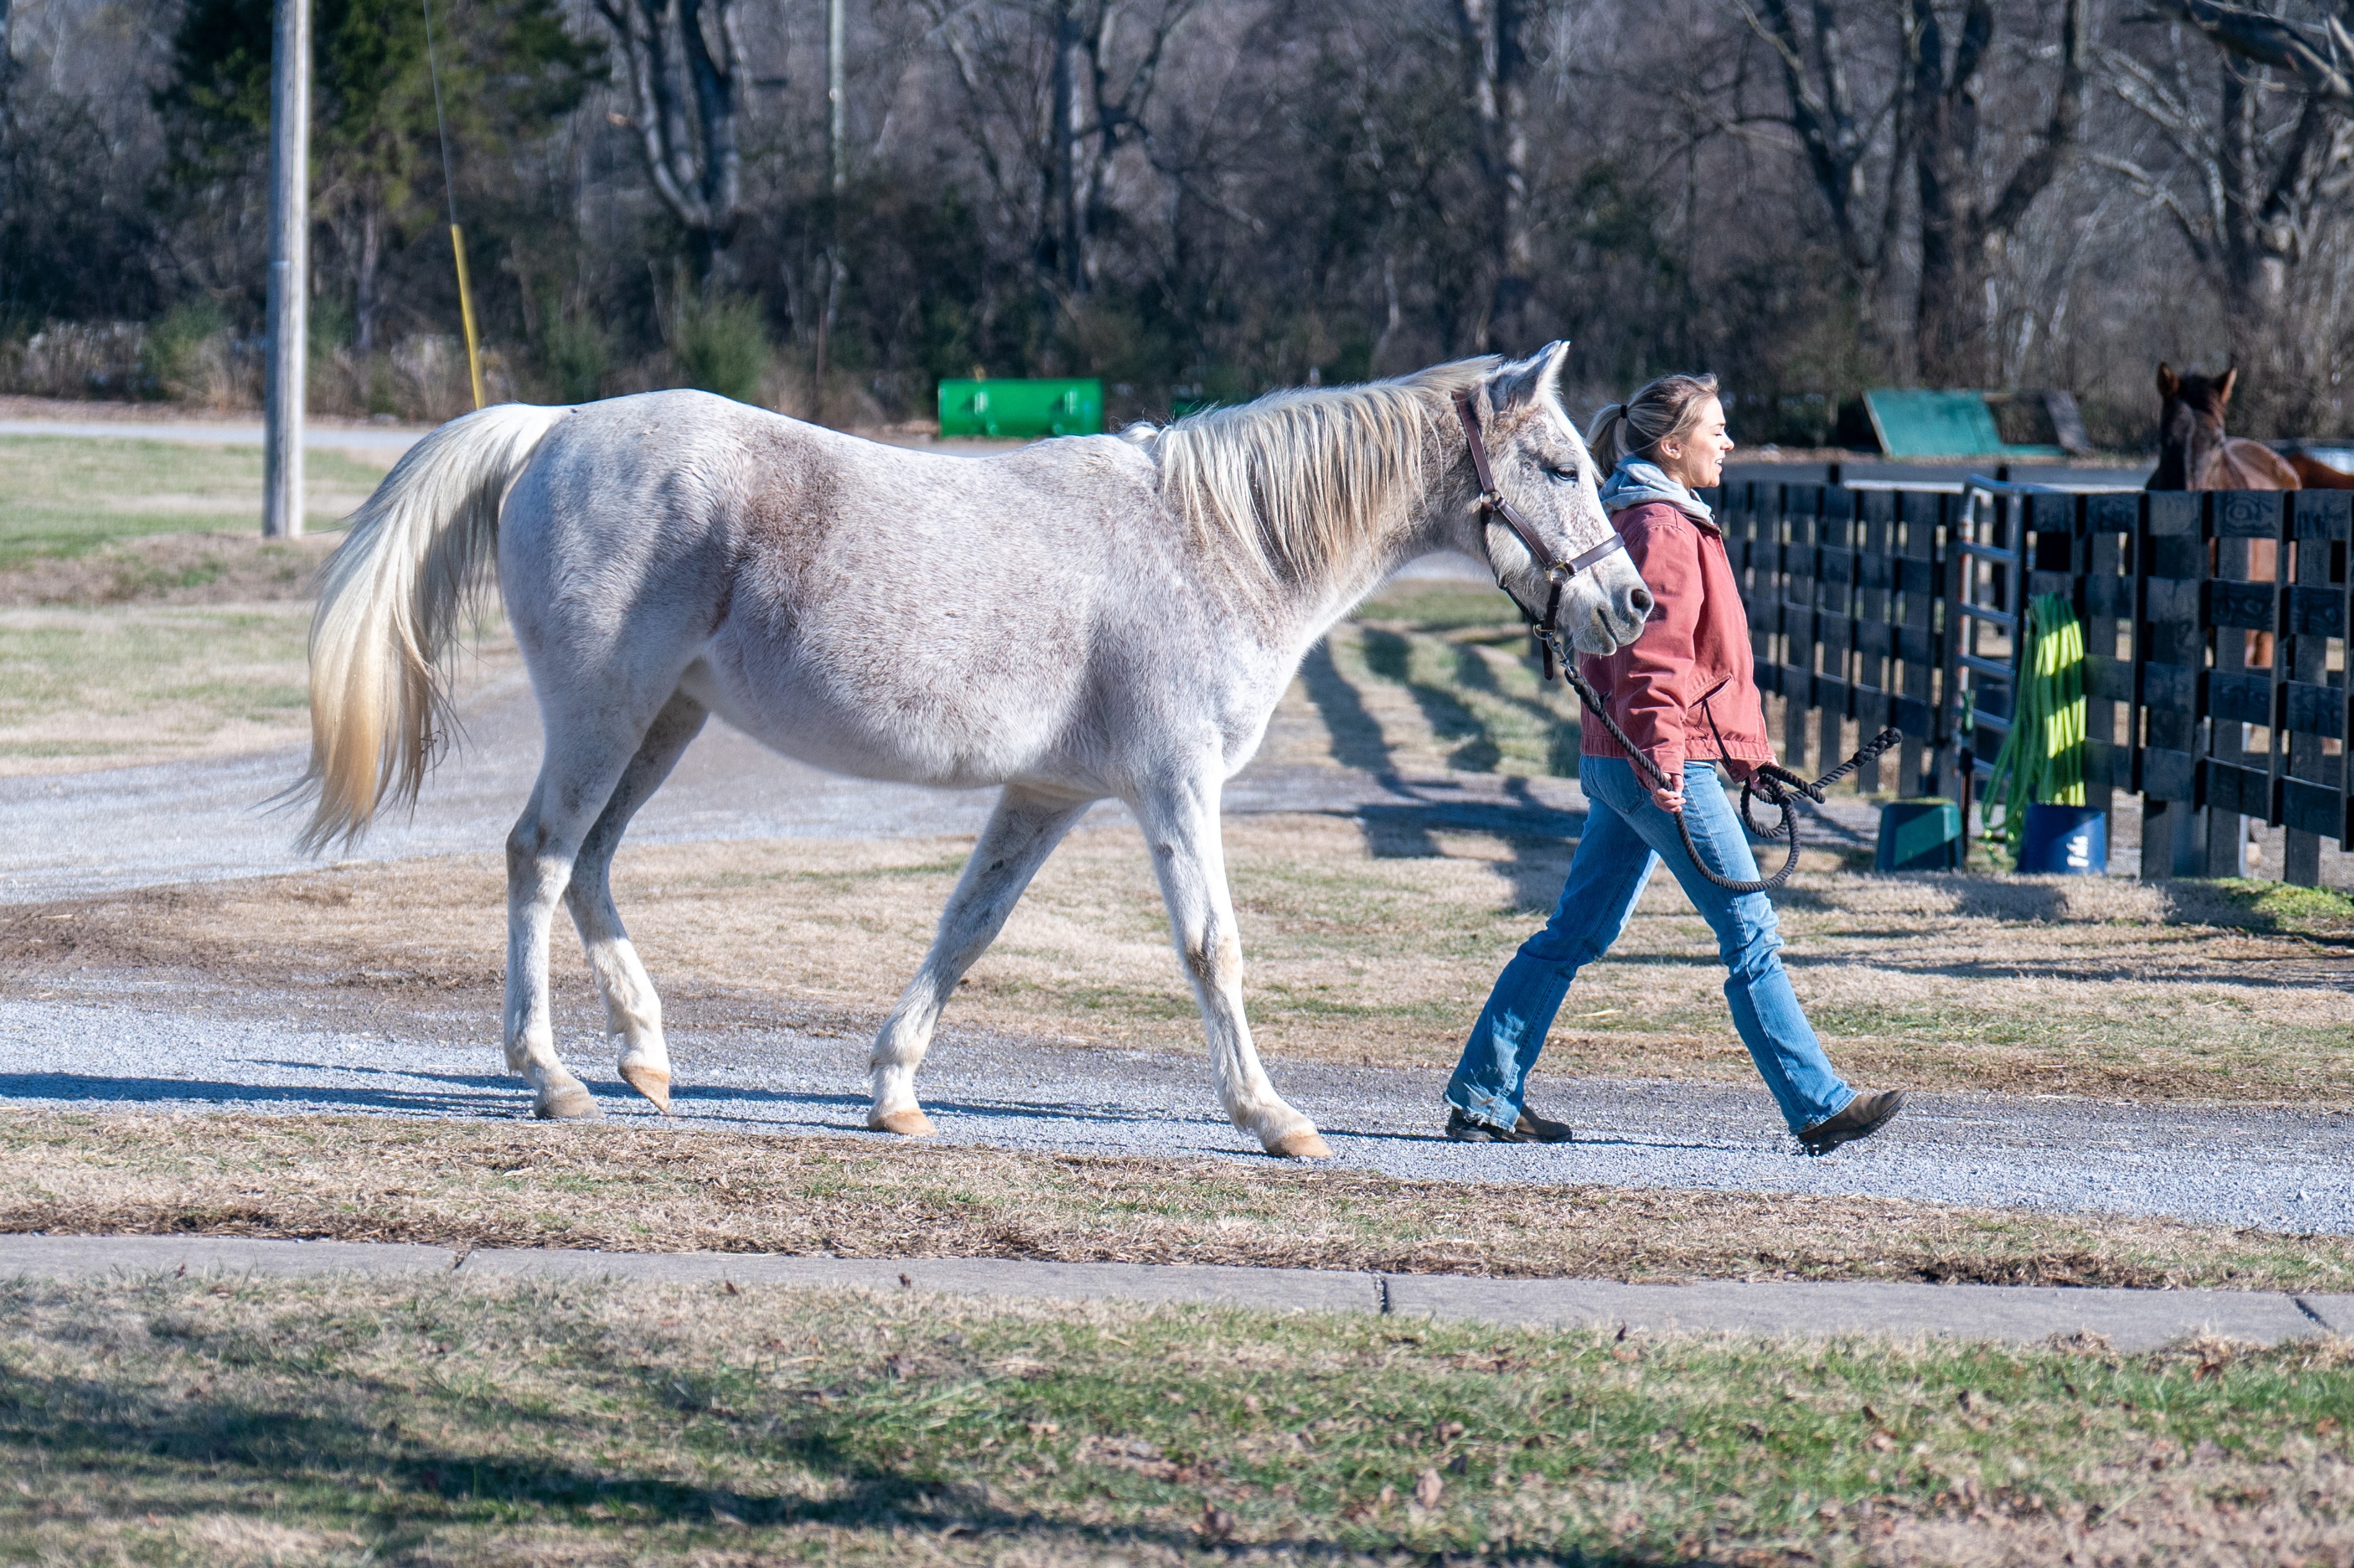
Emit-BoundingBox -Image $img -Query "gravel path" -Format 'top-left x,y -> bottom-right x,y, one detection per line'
3,992 -> 2347,1236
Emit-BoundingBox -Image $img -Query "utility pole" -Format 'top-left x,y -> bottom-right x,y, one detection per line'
262,0 -> 309,539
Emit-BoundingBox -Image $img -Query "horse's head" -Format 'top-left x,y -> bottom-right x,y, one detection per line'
1454,343 -> 1653,655
2152,362 -> 2235,490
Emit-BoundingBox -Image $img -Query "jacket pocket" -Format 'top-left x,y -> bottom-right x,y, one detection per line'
1691,678 -> 1734,755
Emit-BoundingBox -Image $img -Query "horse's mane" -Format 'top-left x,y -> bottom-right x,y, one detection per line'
1142,359 -> 1495,581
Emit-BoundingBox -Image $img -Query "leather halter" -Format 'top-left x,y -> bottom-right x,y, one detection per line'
1450,388 -> 1628,676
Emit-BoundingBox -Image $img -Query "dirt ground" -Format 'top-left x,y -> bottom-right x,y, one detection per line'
7,812 -> 2347,1104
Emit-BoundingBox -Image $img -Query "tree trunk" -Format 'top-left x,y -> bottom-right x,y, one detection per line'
593,0 -> 743,281
1910,0 -> 2082,386
1049,0 -> 1087,294
354,204 -> 381,352
1455,0 -> 1535,352
1909,0 -> 1986,384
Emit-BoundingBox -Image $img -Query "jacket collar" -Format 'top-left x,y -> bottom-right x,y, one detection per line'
1599,459 -> 1718,534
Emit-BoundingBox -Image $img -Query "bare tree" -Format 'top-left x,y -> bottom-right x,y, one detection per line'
595,0 -> 745,278
2105,2 -> 2354,386
2143,0 -> 2354,111
1734,0 -> 2087,383
1909,0 -> 2089,383
1738,0 -> 1908,288
931,0 -> 1196,301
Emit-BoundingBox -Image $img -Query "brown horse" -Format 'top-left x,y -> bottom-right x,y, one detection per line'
2150,365 -> 2299,491
2148,364 -> 2325,668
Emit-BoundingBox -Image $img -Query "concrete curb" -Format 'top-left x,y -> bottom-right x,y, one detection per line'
1,1235 -> 2344,1351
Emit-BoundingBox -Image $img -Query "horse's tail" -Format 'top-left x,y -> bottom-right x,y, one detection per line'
291,402 -> 571,853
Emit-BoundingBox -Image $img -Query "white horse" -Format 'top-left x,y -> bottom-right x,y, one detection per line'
293,343 -> 1650,1158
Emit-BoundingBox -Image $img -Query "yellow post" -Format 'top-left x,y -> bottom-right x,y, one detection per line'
450,223 -> 486,410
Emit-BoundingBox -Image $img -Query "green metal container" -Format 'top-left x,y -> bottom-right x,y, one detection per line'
937,378 -> 1104,438
1875,798 -> 1963,872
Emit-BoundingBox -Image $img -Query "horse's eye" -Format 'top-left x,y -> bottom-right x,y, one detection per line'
1545,464 -> 1579,483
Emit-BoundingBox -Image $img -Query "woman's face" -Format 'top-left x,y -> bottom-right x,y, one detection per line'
1654,396 -> 1733,490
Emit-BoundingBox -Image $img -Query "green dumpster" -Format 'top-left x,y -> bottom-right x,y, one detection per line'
1861,389 -> 2066,459
938,378 -> 1104,438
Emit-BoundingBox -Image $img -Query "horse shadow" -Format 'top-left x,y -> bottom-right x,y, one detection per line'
0,1363 -> 1685,1564
1297,637 -> 1581,914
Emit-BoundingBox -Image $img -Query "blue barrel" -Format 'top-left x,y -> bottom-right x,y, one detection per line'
2016,803 -> 2107,875
1875,799 -> 1961,872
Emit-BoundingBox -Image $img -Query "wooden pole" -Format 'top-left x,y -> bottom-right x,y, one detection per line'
262,0 -> 309,539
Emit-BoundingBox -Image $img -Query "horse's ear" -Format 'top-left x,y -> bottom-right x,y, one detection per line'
2157,363 -> 2180,402
1488,341 -> 1571,415
2216,366 -> 2238,405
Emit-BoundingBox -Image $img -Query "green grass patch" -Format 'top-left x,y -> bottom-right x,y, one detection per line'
2,1272 -> 2350,1564
2168,877 -> 2354,940
0,435 -> 387,569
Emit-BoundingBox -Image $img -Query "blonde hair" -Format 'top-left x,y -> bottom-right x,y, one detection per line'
1586,373 -> 1720,471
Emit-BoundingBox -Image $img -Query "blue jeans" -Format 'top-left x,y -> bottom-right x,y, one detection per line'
1445,756 -> 1856,1135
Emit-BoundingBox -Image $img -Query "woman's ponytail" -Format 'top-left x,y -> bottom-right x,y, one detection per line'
1585,402 -> 1630,469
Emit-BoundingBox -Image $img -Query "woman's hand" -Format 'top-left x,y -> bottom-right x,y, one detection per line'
1651,779 -> 1685,814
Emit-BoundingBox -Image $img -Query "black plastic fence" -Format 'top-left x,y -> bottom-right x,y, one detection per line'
1714,478 -> 2352,884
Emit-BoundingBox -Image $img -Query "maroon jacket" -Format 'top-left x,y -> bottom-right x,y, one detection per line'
1577,498 -> 1775,780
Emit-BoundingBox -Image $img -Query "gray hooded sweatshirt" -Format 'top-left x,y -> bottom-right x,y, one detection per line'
1597,458 -> 1714,530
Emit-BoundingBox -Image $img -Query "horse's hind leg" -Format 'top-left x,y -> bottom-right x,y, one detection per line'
869,785 -> 1092,1136
1131,772 -> 1330,1159
505,703 -> 673,1121
562,689 -> 709,1115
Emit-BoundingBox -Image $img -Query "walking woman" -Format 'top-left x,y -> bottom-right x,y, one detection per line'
1442,373 -> 1905,1154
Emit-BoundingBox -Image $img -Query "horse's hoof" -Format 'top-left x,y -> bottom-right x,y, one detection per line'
869,1107 -> 936,1138
1271,1130 -> 1333,1160
618,1061 -> 672,1114
535,1084 -> 604,1120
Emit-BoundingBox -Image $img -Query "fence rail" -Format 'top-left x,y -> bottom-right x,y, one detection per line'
1714,479 -> 2351,884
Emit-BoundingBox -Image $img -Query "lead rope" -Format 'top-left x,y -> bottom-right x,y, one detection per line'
1534,626 -> 1901,894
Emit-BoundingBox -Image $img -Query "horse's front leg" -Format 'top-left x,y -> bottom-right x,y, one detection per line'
869,785 -> 1093,1136
1132,771 -> 1331,1160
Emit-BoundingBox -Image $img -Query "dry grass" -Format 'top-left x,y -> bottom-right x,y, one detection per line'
0,601 -> 319,772
0,528 -> 337,608
2,1267 -> 2352,1565
0,601 -> 520,776
6,1112 -> 2354,1292
6,812 -> 2346,1101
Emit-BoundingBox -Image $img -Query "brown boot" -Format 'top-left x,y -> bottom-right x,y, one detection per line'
1444,1106 -> 1575,1145
1797,1089 -> 1906,1156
